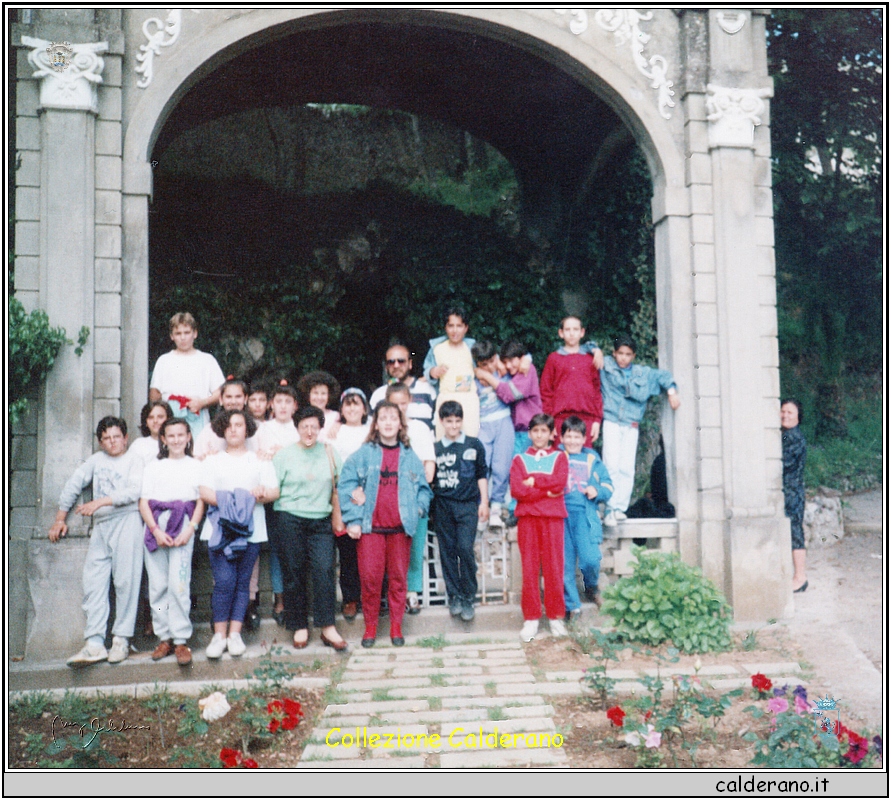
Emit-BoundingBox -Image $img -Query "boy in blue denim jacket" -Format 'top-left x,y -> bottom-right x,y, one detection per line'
600,336 -> 680,528
560,416 -> 613,617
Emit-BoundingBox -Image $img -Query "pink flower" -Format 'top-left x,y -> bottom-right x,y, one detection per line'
644,725 -> 662,749
794,694 -> 809,716
767,697 -> 789,714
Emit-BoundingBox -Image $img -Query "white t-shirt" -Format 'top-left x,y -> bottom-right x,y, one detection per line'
407,418 -> 435,464
370,378 -> 438,429
199,451 -> 277,544
193,423 -> 259,459
149,349 -> 225,428
128,436 -> 160,466
256,419 -> 300,455
317,408 -> 341,444
331,422 -> 370,462
141,456 -> 204,501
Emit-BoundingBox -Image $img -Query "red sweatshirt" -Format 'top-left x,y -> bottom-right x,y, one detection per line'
540,350 -> 603,421
510,446 -> 569,518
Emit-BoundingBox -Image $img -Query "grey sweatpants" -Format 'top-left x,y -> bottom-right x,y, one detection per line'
82,510 -> 145,641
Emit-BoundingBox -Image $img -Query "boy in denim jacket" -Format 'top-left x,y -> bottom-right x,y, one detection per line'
600,336 -> 679,528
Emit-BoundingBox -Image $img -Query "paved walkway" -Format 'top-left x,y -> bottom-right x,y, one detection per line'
300,638 -> 569,768
297,636 -> 805,769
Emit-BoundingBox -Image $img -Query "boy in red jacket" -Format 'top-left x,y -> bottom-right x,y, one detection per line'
540,316 -> 604,447
510,413 -> 569,642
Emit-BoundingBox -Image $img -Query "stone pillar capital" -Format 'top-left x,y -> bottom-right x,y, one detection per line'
706,84 -> 773,149
21,36 -> 108,114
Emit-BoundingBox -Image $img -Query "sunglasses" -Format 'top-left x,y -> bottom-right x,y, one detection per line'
386,358 -> 408,365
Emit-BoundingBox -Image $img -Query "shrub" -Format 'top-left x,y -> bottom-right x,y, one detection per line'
601,548 -> 732,653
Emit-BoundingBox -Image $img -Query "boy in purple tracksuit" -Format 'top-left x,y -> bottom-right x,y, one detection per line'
493,339 -> 543,455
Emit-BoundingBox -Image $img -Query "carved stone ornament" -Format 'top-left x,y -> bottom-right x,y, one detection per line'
135,9 -> 181,88
593,9 -> 676,120
706,84 -> 773,148
716,11 -> 747,35
553,9 -> 589,35
21,36 -> 107,113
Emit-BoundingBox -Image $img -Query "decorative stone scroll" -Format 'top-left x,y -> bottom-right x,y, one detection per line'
553,9 -> 589,35
706,84 -> 773,148
22,36 -> 108,113
593,9 -> 676,120
135,9 -> 183,88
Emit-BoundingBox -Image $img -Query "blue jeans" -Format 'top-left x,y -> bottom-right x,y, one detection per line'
209,542 -> 260,624
563,506 -> 602,611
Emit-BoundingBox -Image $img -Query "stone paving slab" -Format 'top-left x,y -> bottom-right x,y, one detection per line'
640,664 -> 743,677
390,665 -> 486,677
439,748 -> 567,768
441,718 -> 556,736
341,677 -> 433,691
367,708 -> 493,725
445,672 -> 533,686
391,684 -> 487,699
742,662 -> 802,675
313,715 -> 371,727
325,699 -> 428,714
442,642 -> 522,651
298,756 -> 428,768
535,682 -> 594,696
301,743 -> 362,761
442,695 -> 545,708
501,704 -> 556,719
495,682 -> 542,696
443,656 -> 527,667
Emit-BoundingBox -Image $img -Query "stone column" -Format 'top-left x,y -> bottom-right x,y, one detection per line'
17,36 -> 109,659
705,10 -> 790,621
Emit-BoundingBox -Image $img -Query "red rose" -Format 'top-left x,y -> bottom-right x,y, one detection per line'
751,673 -> 773,694
220,748 -> 241,768
282,715 -> 299,731
606,706 -> 626,727
267,718 -> 280,734
267,700 -> 284,714
283,698 -> 303,718
242,758 -> 259,769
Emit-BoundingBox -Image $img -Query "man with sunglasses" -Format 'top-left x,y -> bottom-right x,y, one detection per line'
369,344 -> 437,431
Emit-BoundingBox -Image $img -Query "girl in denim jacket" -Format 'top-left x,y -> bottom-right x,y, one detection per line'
339,402 -> 433,648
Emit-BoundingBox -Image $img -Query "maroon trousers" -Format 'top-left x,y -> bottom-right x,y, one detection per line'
357,531 -> 412,639
517,516 -> 565,621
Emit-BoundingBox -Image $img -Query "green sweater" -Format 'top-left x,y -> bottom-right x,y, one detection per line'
273,443 -> 341,519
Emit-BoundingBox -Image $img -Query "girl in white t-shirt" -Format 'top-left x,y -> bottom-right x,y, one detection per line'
256,381 -> 300,624
329,388 -> 371,621
128,401 -> 173,466
200,409 -> 280,659
139,418 -> 205,665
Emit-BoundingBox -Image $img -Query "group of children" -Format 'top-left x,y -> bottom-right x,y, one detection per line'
51,307 -> 680,663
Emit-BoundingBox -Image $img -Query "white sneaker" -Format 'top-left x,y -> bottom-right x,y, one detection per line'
227,632 -> 246,657
488,511 -> 505,529
614,510 -> 628,522
67,643 -> 108,666
206,633 -> 227,659
520,620 -> 539,642
603,510 -> 618,528
549,618 -> 568,638
107,636 -> 129,664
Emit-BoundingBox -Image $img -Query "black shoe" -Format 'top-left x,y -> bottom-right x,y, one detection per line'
460,599 -> 475,622
273,609 -> 286,627
361,637 -> 376,648
506,514 -> 518,527
391,636 -> 405,647
243,599 -> 259,632
448,599 -> 462,618
793,580 -> 808,594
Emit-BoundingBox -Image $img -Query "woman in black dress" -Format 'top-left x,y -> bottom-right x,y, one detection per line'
781,398 -> 807,593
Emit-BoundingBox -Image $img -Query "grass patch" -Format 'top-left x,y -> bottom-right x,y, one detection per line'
416,634 -> 449,650
430,674 -> 447,687
432,657 -> 445,669
371,688 -> 391,702
429,697 -> 443,711
484,682 -> 497,697
10,691 -> 53,719
487,706 -> 506,721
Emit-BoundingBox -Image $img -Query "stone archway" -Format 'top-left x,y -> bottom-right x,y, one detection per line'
12,9 -> 789,660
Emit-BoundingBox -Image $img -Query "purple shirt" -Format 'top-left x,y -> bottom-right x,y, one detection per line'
495,365 -> 543,432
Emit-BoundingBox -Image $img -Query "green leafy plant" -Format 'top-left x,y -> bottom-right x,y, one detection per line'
250,644 -> 298,692
578,629 -> 626,709
8,296 -> 71,425
601,548 -> 732,653
10,691 -> 53,719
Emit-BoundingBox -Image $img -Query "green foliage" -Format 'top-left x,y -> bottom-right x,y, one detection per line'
769,9 -> 883,438
601,548 -> 732,653
408,156 -> 518,219
10,691 -> 53,719
8,295 -> 71,425
415,633 -> 448,650
744,706 -> 839,769
577,629 -> 627,708
176,700 -> 210,737
250,645 -> 298,692
42,731 -> 119,769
